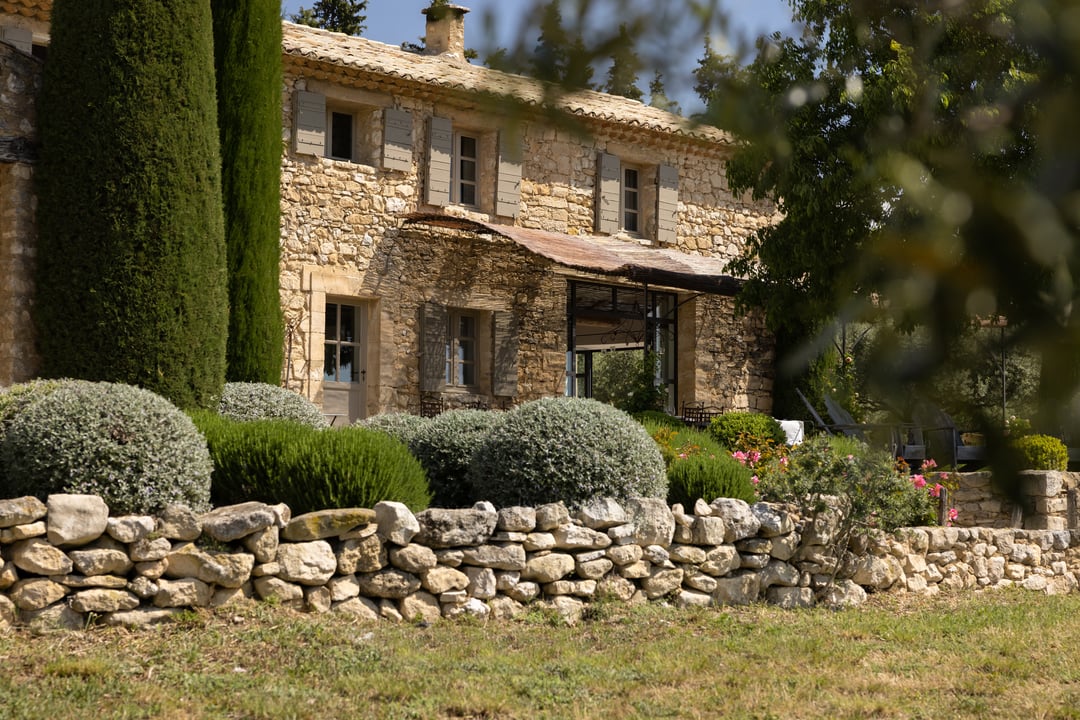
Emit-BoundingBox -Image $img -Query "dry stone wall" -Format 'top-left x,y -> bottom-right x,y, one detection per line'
2,490 -> 1078,632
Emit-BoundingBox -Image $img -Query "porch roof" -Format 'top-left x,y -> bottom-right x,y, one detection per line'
401,213 -> 744,296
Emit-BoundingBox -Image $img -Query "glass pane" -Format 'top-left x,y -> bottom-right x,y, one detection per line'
331,112 -> 353,159
625,188 -> 639,212
446,336 -> 453,384
458,338 -> 475,363
458,315 -> 475,340
461,363 -> 475,386
624,167 -> 638,189
340,345 -> 355,385
340,305 -> 356,343
325,303 -> 338,341
460,159 -> 476,182
324,344 -> 338,382
460,183 -> 476,206
459,135 -> 477,158
624,211 -> 639,233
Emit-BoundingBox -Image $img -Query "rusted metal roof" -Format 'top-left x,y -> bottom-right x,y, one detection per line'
402,213 -> 744,296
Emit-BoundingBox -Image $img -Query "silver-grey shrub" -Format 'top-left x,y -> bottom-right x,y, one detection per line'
0,378 -> 91,493
1,381 -> 212,513
358,412 -> 430,446
468,397 -> 667,508
218,382 -> 327,428
410,409 -> 507,508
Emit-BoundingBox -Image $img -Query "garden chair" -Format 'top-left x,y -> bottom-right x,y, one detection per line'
821,394 -> 904,457
681,401 -> 722,430
911,402 -> 987,470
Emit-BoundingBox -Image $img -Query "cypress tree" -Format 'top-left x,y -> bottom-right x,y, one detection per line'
34,0 -> 228,410
212,0 -> 284,384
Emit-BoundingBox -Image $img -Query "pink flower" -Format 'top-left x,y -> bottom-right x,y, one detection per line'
912,474 -> 927,489
846,454 -> 854,461
948,507 -> 958,521
923,458 -> 938,471
751,475 -> 760,484
732,451 -> 748,465
930,483 -> 943,498
779,456 -> 789,467
677,453 -> 687,459
748,450 -> 762,464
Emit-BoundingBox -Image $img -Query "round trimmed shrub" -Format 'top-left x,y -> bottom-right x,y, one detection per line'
667,453 -> 756,507
0,379 -> 91,493
358,412 -> 430,446
1012,433 -> 1068,471
469,397 -> 667,508
1,382 -> 212,514
410,409 -> 507,508
195,413 -> 430,513
219,382 -> 327,427
709,411 -> 786,451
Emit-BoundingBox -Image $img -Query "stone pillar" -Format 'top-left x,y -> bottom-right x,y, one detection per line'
422,4 -> 469,59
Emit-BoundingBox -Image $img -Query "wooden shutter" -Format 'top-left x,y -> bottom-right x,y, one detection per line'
294,91 -> 326,157
426,116 -> 453,206
657,164 -> 679,244
420,303 -> 448,393
382,108 -> 413,172
496,131 -> 522,218
492,311 -> 519,397
0,26 -> 32,54
596,152 -> 620,234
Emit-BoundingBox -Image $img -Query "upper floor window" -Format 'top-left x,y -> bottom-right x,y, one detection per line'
453,133 -> 479,207
329,110 -> 355,161
622,166 -> 641,234
294,89 -> 413,171
596,152 -> 679,244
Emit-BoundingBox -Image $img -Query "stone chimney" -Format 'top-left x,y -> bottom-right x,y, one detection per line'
422,4 -> 469,59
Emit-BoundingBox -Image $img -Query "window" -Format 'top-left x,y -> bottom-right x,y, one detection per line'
329,111 -> 355,161
453,133 -> 479,207
446,311 -> 478,387
622,166 -> 640,234
324,302 -> 362,384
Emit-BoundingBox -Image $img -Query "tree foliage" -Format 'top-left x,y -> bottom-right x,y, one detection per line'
35,0 -> 227,411
603,23 -> 644,101
213,0 -> 285,384
291,0 -> 366,36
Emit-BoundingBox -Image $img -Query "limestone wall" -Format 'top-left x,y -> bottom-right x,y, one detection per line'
2,492 -> 1077,631
951,470 -> 1080,531
0,41 -> 41,386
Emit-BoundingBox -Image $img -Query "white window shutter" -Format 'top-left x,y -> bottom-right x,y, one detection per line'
596,152 -> 621,234
657,164 -> 679,244
294,91 -> 326,157
0,26 -> 32,54
421,302 -> 448,393
426,116 -> 453,206
492,311 -> 519,397
382,108 -> 413,172
496,131 -> 522,218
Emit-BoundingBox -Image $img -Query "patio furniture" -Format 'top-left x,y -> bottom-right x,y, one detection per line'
681,401 -> 722,429
912,402 -> 987,470
420,394 -> 444,418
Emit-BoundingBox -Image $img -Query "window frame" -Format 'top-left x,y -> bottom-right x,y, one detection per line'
445,309 -> 479,389
327,109 -> 356,162
452,131 -> 480,208
323,301 -> 364,386
621,165 -> 641,235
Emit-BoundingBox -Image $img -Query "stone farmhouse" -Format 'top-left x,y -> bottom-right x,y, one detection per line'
0,1 -> 779,423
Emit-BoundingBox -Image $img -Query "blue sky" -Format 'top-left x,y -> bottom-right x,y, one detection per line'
280,1 -> 798,110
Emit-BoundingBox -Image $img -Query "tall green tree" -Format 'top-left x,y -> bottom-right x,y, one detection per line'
648,71 -> 681,115
291,0 -> 366,36
603,23 -> 644,101
531,0 -> 595,88
213,0 -> 284,384
34,0 -> 228,410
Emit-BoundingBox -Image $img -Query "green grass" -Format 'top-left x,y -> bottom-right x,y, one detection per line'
3,589 -> 1080,719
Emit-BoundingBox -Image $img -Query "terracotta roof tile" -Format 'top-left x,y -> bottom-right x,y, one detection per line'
282,21 -> 732,145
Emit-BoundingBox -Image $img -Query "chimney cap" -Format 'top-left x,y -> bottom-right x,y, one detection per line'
422,4 -> 470,20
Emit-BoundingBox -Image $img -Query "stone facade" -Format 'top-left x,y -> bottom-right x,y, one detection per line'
0,39 -> 40,385
3,492 -> 1078,631
950,470 -> 1080,532
0,3 -> 779,420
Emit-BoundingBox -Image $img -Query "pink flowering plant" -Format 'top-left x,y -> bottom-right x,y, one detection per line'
642,421 -> 757,506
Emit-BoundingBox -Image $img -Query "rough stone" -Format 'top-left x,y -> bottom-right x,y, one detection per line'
375,501 -> 420,546
691,516 -> 727,546
154,578 -> 213,608
606,544 -> 642,566
242,527 -> 280,564
401,590 -> 442,623
597,575 -> 637,602
488,595 -> 524,620
675,589 -> 714,609
69,548 -> 133,577
669,544 -> 707,564
277,541 -> 337,585
0,560 -> 18,590
11,538 -> 73,576
497,506 -> 536,532
389,543 -> 438,574
10,578 -> 68,610
201,502 -> 279,542
759,560 -> 799,589
23,603 -> 85,632
415,507 -> 497,548
0,521 -> 45,543
769,533 -> 800,561
851,554 -> 903,591
70,589 -> 140,614
327,574 -> 360,602
641,567 -> 684,599
460,544 -> 526,570
106,515 -> 156,544
128,576 -> 158,599
751,503 -> 795,537
337,534 -> 387,574
0,496 -> 47,528
574,497 -> 627,529
333,596 -> 380,620
284,507 -> 377,541
521,553 -> 576,583
534,502 -> 570,531
103,607 -> 183,628
709,498 -> 761,542
575,557 -> 614,580
523,532 -> 556,551
305,585 -> 333,613
422,566 -> 470,594
157,504 -> 202,541
57,574 -> 127,589
767,586 -> 815,609
544,579 -> 597,597
552,524 -> 612,551
505,580 -> 540,603
253,577 -> 305,605
46,494 -> 109,547
624,496 -> 675,547
130,537 -> 172,562
164,543 -> 255,588
464,566 -> 497,599
713,572 -> 760,605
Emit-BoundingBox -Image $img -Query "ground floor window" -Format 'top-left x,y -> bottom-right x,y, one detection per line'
446,310 -> 478,388
565,281 -> 677,412
324,302 -> 363,384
